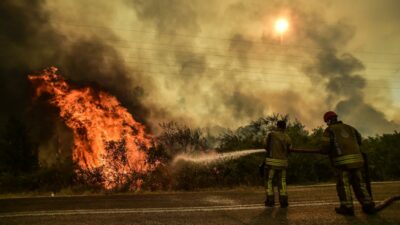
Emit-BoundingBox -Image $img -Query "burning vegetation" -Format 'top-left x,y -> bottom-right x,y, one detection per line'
28,67 -> 157,190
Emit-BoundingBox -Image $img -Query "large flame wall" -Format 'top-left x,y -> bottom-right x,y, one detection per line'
29,67 -> 156,189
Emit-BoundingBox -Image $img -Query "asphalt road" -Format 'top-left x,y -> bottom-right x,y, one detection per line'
0,182 -> 399,225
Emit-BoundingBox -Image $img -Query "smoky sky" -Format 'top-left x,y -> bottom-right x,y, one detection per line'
1,0 -> 399,138
296,7 -> 399,134
123,0 -> 400,134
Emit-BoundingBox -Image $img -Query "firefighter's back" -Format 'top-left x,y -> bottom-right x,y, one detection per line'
328,122 -> 363,169
268,130 -> 291,160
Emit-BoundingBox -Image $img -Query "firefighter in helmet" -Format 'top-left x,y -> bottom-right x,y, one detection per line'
264,120 -> 292,208
321,111 -> 375,215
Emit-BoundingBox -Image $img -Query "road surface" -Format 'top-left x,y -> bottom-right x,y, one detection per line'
0,182 -> 399,225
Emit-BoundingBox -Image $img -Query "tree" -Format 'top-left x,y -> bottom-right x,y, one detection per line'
362,131 -> 400,180
0,117 -> 38,174
156,121 -> 209,159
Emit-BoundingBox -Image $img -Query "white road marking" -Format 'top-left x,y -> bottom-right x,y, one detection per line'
0,201 -> 339,218
1,181 -> 399,199
2,199 -> 398,218
289,180 -> 400,189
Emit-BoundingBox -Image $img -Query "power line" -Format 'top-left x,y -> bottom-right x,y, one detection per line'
43,40 -> 397,68
120,58 -> 400,80
105,55 -> 400,79
123,67 -> 400,90
33,35 -> 395,67
2,27 -> 399,70
53,21 -> 400,56
117,46 -> 400,66
1,46 -> 396,80
104,39 -> 400,63
116,45 -> 400,66
122,56 -> 395,74
36,34 -> 398,66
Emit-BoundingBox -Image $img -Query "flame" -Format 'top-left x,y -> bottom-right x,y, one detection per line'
29,67 -> 157,189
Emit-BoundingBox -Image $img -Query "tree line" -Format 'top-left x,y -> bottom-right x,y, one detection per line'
0,115 -> 399,193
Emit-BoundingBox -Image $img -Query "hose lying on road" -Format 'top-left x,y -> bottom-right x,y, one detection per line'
289,148 -> 400,213
375,195 -> 400,212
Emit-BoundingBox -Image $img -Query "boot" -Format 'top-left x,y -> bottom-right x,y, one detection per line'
335,206 -> 354,216
279,195 -> 288,208
265,195 -> 275,207
362,203 -> 376,215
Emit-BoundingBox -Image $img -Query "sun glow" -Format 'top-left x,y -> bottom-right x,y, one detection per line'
275,18 -> 289,34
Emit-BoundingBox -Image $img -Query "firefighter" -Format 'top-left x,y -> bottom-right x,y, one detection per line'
264,120 -> 292,208
321,111 -> 375,215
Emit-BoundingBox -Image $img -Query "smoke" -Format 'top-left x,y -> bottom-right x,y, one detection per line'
0,0 -> 154,167
59,38 -> 151,124
0,0 -> 62,142
336,97 -> 399,135
229,34 -> 254,67
130,0 -> 400,135
134,0 -> 398,134
1,0 -> 399,151
131,0 -> 201,35
124,0 -> 271,127
224,91 -> 265,120
0,0 -> 153,122
297,8 -> 400,134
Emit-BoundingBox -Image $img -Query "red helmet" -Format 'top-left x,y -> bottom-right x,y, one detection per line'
323,111 -> 337,122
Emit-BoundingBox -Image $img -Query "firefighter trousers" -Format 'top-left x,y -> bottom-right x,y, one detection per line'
336,168 -> 373,209
264,168 -> 288,205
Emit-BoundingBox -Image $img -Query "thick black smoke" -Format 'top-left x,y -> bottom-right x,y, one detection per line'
0,0 -> 152,166
0,0 -> 62,141
59,38 -> 150,124
125,0 -> 400,134
0,0 -> 150,125
4,0 -> 392,137
297,9 -> 399,134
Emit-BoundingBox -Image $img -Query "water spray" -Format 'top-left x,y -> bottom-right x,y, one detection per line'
172,148 -> 322,165
172,149 -> 265,165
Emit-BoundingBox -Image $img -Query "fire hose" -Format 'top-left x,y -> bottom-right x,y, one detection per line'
259,148 -> 400,212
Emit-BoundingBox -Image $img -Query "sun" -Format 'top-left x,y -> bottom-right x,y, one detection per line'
275,18 -> 289,34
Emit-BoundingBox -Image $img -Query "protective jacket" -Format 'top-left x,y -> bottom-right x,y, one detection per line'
321,121 -> 374,211
265,129 -> 292,169
321,121 -> 364,169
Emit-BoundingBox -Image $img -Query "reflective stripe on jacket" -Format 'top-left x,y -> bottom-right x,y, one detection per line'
265,129 -> 291,169
333,154 -> 364,166
322,121 -> 364,169
265,157 -> 288,167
